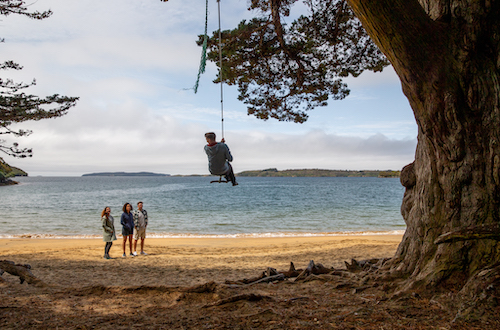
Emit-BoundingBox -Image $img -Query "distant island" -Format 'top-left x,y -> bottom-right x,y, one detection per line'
82,169 -> 400,178
0,158 -> 28,186
236,168 -> 400,178
82,172 -> 170,177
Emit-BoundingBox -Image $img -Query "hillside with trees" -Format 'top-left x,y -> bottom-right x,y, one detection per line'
0,158 -> 27,185
237,168 -> 400,178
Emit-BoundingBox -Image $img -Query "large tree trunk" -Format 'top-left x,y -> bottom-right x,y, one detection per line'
347,0 -> 500,292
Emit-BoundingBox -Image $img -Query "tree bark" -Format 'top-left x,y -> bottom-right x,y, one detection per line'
347,0 -> 500,291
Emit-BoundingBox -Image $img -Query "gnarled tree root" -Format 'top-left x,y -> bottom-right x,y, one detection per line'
451,263 -> 500,322
294,260 -> 331,282
434,224 -> 500,244
0,260 -> 46,287
203,293 -> 274,308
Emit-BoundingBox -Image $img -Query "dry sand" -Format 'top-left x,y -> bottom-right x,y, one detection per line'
0,235 -> 402,287
2,235 -> 482,329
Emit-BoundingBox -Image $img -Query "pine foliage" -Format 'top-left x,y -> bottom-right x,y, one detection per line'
198,0 -> 388,123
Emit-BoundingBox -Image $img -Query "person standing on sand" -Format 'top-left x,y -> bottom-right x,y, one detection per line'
120,203 -> 135,258
132,201 -> 148,256
101,206 -> 116,259
204,132 -> 238,186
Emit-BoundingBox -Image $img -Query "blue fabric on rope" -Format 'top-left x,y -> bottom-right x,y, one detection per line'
194,0 -> 209,93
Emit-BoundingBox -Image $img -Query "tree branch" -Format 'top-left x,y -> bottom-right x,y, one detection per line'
346,0 -> 448,83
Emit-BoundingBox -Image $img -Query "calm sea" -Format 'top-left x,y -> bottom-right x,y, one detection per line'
0,176 -> 406,238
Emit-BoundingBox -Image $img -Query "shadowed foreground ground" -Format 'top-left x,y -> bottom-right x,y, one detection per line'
1,236 -> 497,329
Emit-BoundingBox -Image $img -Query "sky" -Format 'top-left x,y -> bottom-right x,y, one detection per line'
1,0 -> 418,176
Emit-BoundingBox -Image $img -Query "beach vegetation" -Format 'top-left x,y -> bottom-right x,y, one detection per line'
0,0 -> 79,159
189,0 -> 500,321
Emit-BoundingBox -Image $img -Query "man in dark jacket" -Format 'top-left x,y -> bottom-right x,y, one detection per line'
204,132 -> 238,186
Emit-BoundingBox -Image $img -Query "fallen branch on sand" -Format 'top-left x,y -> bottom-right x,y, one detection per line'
203,293 -> 274,308
0,260 -> 46,287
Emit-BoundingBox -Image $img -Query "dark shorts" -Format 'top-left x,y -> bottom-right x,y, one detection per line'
122,227 -> 133,236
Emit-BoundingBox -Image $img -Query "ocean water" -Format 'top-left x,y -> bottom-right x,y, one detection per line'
0,176 -> 406,238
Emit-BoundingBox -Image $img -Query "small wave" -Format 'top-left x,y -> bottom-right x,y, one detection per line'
0,230 -> 405,239
0,233 -> 101,239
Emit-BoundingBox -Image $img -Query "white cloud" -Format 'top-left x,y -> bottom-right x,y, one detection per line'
2,0 -> 418,176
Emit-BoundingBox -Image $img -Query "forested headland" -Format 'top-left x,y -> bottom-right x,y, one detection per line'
0,158 -> 28,185
237,168 -> 400,178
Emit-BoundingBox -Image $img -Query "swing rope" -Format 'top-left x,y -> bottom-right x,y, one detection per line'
217,0 -> 224,140
194,0 -> 225,140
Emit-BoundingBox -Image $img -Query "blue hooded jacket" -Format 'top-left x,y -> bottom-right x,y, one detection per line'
120,211 -> 134,230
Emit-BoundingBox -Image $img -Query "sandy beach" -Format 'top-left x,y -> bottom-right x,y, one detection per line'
0,235 -> 402,287
2,234 -> 476,329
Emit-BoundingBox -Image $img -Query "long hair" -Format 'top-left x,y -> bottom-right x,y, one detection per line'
122,202 -> 132,213
101,207 -> 110,219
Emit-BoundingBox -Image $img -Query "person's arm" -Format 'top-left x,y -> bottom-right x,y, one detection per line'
133,211 -> 139,228
224,144 -> 233,162
102,217 -> 113,233
121,213 -> 130,229
144,210 -> 148,227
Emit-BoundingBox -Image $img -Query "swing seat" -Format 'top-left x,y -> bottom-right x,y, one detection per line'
210,175 -> 229,184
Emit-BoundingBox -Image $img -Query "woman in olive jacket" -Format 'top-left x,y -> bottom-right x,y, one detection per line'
102,206 -> 117,259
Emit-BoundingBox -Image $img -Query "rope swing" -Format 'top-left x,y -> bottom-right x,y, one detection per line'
194,0 -> 225,140
217,0 -> 224,140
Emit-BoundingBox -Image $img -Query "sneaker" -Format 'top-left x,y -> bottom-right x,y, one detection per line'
130,253 -> 135,257
132,251 -> 138,256
140,251 -> 148,255
122,253 -> 126,258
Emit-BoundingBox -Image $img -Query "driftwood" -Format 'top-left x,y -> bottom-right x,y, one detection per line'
226,260 -> 333,286
0,260 -> 46,287
281,262 -> 303,278
225,271 -> 267,285
247,274 -> 285,285
294,260 -> 331,282
225,264 -> 303,286
224,259 -> 394,287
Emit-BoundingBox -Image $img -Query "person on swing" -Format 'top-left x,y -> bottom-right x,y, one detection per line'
204,132 -> 238,186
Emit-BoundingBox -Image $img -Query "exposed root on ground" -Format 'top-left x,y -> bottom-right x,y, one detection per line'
2,258 -> 500,328
0,260 -> 47,287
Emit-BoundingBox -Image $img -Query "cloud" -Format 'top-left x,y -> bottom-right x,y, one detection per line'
1,0 -> 417,176
8,104 -> 416,176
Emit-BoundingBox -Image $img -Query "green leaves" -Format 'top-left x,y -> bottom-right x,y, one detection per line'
201,0 -> 388,123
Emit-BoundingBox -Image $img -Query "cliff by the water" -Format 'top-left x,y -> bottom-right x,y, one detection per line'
0,158 -> 28,185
